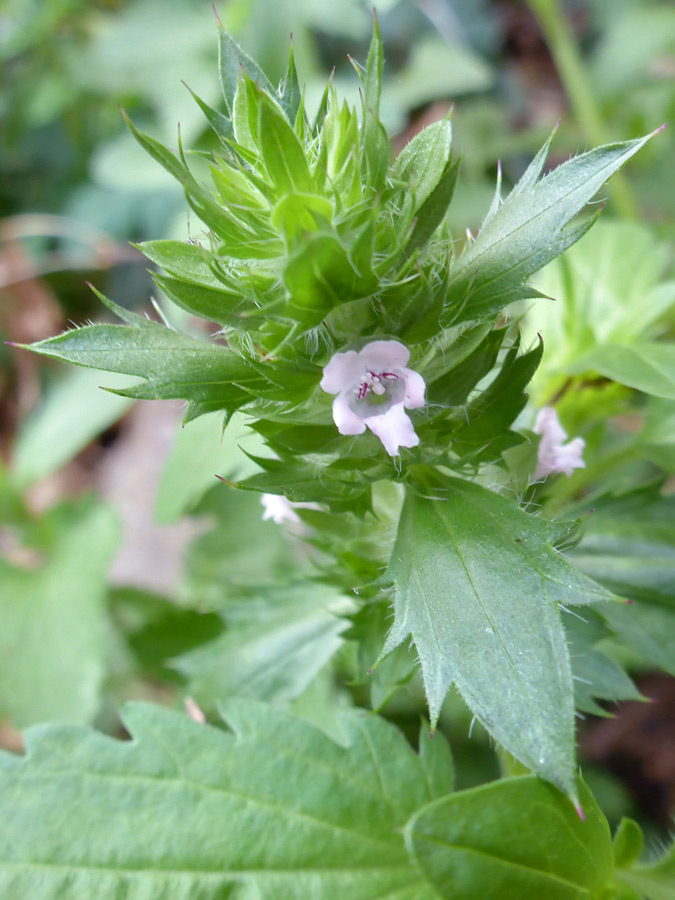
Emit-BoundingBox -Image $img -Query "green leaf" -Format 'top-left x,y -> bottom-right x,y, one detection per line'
566,342 -> 675,399
526,220 -> 675,382
217,26 -> 275,116
447,338 -> 543,464
445,131 -> 658,323
406,776 -> 614,900
155,411 -> 267,524
180,488 -> 306,608
402,156 -> 460,262
0,500 -> 119,727
0,700 -> 443,899
565,611 -> 641,717
571,486 -> 675,607
257,88 -> 315,196
393,118 -> 453,211
23,323 -> 258,409
613,818 -> 644,869
383,480 -> 613,795
616,842 -> 675,900
11,367 -> 135,488
175,583 -> 350,707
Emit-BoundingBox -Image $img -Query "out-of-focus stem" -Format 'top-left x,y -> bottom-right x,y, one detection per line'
527,0 -> 638,219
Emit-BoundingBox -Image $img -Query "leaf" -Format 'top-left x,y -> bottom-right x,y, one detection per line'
447,338 -> 543,464
180,488 -> 305,608
382,480 -> 614,795
566,342 -> 675,399
174,583 -> 350,707
564,610 -> 641,717
155,411 -> 267,524
445,131 -> 659,323
217,26 -> 275,116
616,842 -> 675,900
11,367 -> 135,488
570,486 -> 675,607
406,776 -> 614,900
23,322 -> 258,409
526,220 -> 675,380
0,500 -> 119,727
256,87 -> 315,196
0,700 -> 444,899
393,118 -> 453,212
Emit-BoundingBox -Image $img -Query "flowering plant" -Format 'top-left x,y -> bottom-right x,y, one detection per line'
5,17 -> 673,900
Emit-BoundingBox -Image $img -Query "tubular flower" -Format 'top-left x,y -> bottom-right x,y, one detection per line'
533,407 -> 585,478
320,340 -> 426,456
261,493 -> 318,525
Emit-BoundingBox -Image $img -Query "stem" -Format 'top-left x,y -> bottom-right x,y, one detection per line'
527,0 -> 638,219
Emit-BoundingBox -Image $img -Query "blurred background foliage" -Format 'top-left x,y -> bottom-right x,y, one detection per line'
1,0 -> 674,843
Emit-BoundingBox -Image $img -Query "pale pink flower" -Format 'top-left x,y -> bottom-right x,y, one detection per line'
261,493 -> 317,525
320,340 -> 426,456
534,407 -> 585,478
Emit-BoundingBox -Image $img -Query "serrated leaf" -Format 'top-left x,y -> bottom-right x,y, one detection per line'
0,501 -> 119,727
0,700 -> 443,899
23,323 -> 259,407
406,776 -> 614,900
445,131 -> 658,323
383,480 -> 614,795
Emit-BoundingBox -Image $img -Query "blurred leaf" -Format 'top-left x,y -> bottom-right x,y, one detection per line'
616,841 -> 675,900
566,342 -> 675,399
390,35 -> 493,110
406,776 -> 614,900
528,222 -> 675,379
613,818 -> 644,869
382,479 -> 613,796
155,412 -> 267,523
0,500 -> 119,727
0,700 -> 444,898
11,367 -> 135,488
180,487 -> 300,608
175,583 -> 350,707
110,587 -> 224,684
564,610 -> 641,717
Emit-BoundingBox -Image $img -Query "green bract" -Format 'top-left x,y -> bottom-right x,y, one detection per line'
22,22 -> 660,796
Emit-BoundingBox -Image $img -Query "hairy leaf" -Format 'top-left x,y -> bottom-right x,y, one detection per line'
445,130 -> 660,323
0,701 -> 446,899
382,479 -> 613,795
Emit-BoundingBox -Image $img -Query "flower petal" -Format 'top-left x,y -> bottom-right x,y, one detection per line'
261,493 -> 301,524
360,340 -> 410,372
534,407 -> 568,444
320,350 -> 364,394
366,404 -> 419,456
333,393 -> 367,436
402,368 -> 426,409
